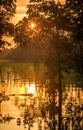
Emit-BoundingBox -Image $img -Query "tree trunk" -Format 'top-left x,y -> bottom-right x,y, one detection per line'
56,29 -> 62,130
0,102 -> 1,114
58,65 -> 62,130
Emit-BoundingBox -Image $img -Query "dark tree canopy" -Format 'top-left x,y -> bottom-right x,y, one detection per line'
0,0 -> 16,51
14,0 -> 74,69
14,0 -> 83,76
65,0 -> 83,42
65,0 -> 83,75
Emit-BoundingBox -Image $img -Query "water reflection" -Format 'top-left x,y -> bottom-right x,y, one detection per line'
0,63 -> 83,130
0,113 -> 15,124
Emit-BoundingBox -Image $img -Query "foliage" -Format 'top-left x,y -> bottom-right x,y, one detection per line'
0,0 -> 16,51
64,98 -> 83,130
65,0 -> 83,42
0,93 -> 9,103
14,16 -> 52,48
13,1 -> 83,129
14,0 -> 73,67
65,0 -> 83,75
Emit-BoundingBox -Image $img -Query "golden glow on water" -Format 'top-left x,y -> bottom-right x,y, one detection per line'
18,86 -> 25,94
0,86 -> 5,93
18,83 -> 36,95
27,83 -> 36,94
0,63 -> 83,130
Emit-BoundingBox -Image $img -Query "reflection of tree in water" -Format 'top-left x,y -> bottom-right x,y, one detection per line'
16,104 -> 40,130
17,106 -> 35,130
17,96 -> 82,130
62,98 -> 83,130
39,96 -> 83,130
0,63 -> 83,129
0,113 -> 15,124
0,88 -> 83,130
0,92 -> 15,124
15,87 -> 58,130
0,92 -> 10,114
0,92 -> 83,130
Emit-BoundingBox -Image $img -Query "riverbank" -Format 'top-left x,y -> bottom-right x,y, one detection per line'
0,46 -> 50,62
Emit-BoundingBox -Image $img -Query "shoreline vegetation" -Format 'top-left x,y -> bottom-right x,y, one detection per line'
0,46 -> 49,63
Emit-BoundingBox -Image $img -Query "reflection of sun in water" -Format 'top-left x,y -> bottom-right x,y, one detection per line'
18,83 -> 36,96
27,83 -> 36,94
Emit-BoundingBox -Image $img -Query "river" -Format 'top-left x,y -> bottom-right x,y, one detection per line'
0,63 -> 83,130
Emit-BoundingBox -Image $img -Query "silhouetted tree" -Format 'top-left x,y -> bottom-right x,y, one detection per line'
26,1 -> 74,130
0,0 -> 16,51
14,0 -> 82,130
65,0 -> 83,42
65,0 -> 83,76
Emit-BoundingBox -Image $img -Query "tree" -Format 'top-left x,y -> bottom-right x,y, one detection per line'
26,1 -> 74,130
14,11 -> 51,49
14,0 -> 75,130
0,0 -> 16,51
65,0 -> 83,42
65,0 -> 83,76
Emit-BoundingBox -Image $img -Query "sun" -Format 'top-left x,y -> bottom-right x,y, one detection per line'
30,22 -> 36,29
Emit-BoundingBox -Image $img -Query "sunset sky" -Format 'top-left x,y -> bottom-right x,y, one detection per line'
12,0 -> 28,24
12,0 -> 65,24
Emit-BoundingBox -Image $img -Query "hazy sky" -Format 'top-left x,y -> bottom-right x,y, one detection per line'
12,0 -> 65,24
12,0 -> 28,24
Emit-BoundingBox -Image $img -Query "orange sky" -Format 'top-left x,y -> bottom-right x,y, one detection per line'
12,0 -> 65,24
11,0 -> 28,24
